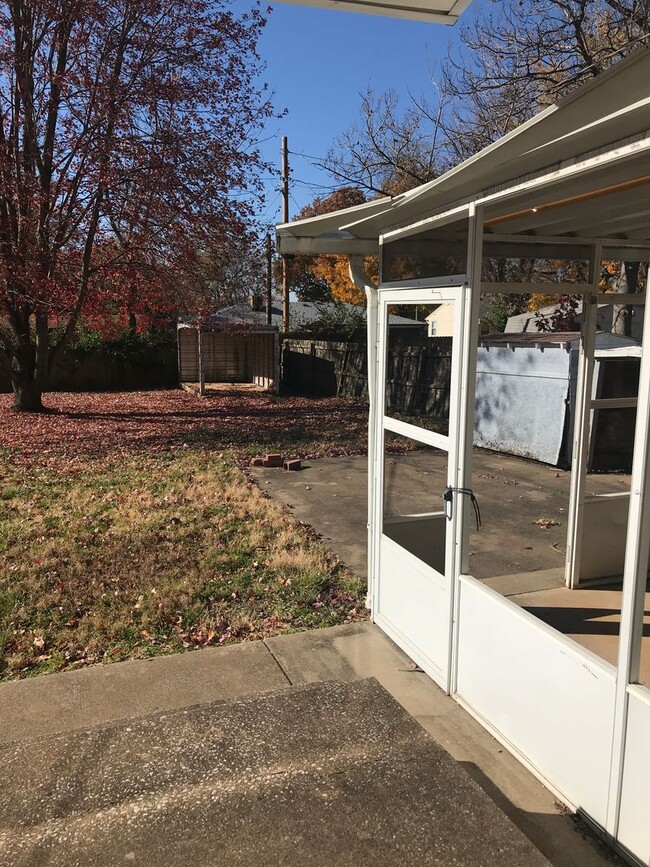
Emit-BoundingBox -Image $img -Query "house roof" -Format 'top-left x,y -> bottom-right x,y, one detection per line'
276,48 -> 650,256
179,302 -> 425,331
505,300 -> 646,334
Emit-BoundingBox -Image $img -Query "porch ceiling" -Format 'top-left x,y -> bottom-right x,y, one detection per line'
274,0 -> 471,25
276,47 -> 650,255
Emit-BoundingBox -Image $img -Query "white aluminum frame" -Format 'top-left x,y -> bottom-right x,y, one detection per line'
368,192 -> 650,862
372,282 -> 466,691
606,280 -> 650,839
564,245 -> 601,590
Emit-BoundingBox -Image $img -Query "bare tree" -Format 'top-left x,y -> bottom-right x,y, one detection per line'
323,87 -> 450,196
443,0 -> 649,159
327,0 -> 648,189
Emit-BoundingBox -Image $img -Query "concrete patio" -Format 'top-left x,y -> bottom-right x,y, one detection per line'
252,449 -> 650,683
0,448 -> 636,866
0,623 -> 620,866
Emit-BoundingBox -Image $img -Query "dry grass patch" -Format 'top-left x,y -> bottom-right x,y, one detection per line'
0,450 -> 365,680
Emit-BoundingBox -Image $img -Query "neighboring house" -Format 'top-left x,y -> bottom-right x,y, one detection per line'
425,303 -> 454,337
427,301 -> 489,336
506,299 -> 645,340
208,300 -> 425,333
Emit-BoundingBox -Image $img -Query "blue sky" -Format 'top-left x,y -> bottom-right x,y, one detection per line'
251,2 -> 477,227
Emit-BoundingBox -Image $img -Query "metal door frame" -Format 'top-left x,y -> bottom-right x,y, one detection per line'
371,284 -> 467,691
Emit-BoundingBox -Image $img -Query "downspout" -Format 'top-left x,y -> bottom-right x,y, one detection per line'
349,255 -> 377,613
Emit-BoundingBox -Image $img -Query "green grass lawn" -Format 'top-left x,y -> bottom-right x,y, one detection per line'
0,389 -> 369,680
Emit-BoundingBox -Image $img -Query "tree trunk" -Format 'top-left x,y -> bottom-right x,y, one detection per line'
612,262 -> 640,337
10,317 -> 49,411
11,375 -> 45,411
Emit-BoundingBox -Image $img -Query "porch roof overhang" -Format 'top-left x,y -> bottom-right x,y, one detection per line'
274,0 -> 472,25
276,47 -> 650,257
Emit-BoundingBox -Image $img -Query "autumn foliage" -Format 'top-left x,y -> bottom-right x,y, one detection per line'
0,0 -> 275,410
289,187 -> 377,306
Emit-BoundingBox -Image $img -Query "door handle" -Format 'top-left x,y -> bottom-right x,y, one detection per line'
442,487 -> 482,532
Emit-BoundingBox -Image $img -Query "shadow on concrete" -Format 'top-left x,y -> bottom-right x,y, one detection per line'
522,607 -> 650,637
459,762 -> 625,867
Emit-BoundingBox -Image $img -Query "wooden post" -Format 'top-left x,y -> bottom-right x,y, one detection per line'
197,328 -> 205,397
281,136 -> 290,333
266,232 -> 273,327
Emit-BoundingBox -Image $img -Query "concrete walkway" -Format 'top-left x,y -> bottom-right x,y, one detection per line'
1,676 -> 549,867
0,625 -> 620,866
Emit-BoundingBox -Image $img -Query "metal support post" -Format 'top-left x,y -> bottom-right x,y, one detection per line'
565,243 -> 601,588
350,256 -> 378,611
605,263 -> 650,836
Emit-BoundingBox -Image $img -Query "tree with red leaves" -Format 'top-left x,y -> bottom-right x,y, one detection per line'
0,0 -> 275,410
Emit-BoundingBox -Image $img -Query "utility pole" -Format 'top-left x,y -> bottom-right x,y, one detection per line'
265,232 -> 273,326
281,136 -> 290,333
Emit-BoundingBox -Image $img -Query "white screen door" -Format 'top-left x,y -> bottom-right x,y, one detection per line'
372,286 -> 465,691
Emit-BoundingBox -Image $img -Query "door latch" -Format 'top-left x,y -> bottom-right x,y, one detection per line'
442,486 -> 481,532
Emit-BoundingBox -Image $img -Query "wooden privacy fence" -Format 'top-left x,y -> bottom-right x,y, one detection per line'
282,338 -> 453,419
0,343 -> 178,393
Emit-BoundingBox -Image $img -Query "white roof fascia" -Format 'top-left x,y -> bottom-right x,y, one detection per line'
276,234 -> 378,255
338,204 -> 401,233
274,0 -> 470,24
321,50 -> 650,240
380,203 -> 471,243
521,96 -> 650,160
401,47 -> 650,207
322,133 -> 648,241
372,135 -> 650,240
448,0 -> 472,14
476,135 -> 650,215
276,194 -> 394,235
276,195 -> 399,254
331,123 -> 650,242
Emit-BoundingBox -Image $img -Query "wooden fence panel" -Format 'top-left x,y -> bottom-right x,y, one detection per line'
1,343 -> 178,393
282,338 -> 453,423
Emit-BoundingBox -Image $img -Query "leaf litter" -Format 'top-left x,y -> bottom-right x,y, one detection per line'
0,389 -> 369,680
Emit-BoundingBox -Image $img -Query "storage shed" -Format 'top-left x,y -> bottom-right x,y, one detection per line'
506,299 -> 646,339
474,331 -> 640,468
177,315 -> 279,394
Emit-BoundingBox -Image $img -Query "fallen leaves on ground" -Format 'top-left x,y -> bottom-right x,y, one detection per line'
532,517 -> 561,529
0,389 -> 369,471
0,388 -> 370,680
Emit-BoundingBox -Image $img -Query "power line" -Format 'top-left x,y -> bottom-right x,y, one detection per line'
259,191 -> 281,224
289,192 -> 302,213
293,178 -> 342,191
288,148 -> 329,163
